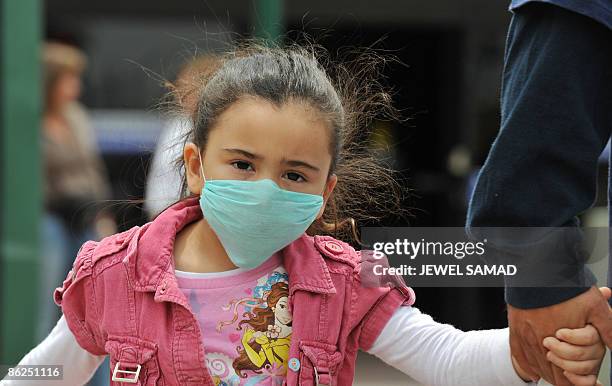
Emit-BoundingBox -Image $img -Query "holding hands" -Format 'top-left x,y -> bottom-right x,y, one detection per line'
542,324 -> 606,386
511,287 -> 611,386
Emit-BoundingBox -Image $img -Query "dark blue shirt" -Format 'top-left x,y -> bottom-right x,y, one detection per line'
510,0 -> 612,29
467,2 -> 612,308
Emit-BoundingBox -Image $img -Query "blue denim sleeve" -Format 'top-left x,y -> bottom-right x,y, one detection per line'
509,0 -> 612,29
466,3 -> 611,308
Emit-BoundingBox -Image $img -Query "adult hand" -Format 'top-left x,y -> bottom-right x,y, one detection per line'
508,286 -> 612,385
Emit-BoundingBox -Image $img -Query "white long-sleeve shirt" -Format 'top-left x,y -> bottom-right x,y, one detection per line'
1,306 -> 533,386
143,116 -> 191,219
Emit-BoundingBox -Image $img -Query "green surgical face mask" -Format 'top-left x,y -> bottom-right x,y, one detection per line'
198,152 -> 324,268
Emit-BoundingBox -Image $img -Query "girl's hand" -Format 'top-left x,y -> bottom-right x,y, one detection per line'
542,324 -> 605,386
541,287 -> 610,386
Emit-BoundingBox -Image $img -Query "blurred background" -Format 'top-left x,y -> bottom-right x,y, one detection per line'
1,0 -> 609,385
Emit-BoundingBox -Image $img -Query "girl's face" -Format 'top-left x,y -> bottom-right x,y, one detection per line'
185,97 -> 338,218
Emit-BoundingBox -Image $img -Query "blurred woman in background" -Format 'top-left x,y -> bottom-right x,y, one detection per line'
144,54 -> 220,219
40,41 -> 115,342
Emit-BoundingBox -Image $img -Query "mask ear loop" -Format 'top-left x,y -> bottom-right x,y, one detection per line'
197,150 -> 207,184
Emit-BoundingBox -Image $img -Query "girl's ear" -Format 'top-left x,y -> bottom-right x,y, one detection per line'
316,174 -> 338,219
184,142 -> 205,195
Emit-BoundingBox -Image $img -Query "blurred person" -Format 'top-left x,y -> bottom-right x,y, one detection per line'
145,55 -> 220,219
466,2 -> 612,386
40,41 -> 116,385
1,43 -> 607,386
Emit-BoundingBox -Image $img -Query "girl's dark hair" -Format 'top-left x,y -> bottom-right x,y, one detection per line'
166,39 -> 407,244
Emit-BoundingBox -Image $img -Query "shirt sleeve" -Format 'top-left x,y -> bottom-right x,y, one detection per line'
53,240 -> 106,355
144,117 -> 191,218
465,2 -> 609,308
367,306 -> 536,386
0,315 -> 106,386
351,250 -> 416,351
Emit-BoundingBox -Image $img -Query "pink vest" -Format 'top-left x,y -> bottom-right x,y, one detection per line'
54,196 -> 415,386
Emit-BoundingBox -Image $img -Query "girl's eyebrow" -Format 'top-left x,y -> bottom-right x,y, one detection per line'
223,147 -> 320,172
283,159 -> 320,172
223,148 -> 262,159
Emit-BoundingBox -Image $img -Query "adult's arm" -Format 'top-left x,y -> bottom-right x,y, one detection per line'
466,2 -> 611,310
465,3 -> 612,384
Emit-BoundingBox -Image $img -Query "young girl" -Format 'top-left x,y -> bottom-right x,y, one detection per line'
2,44 -> 607,386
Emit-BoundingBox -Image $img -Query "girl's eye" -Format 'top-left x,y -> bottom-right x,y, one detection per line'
285,172 -> 305,182
231,161 -> 253,171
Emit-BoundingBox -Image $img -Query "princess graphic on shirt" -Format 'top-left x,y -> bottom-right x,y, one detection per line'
202,271 -> 291,385
232,281 -> 292,380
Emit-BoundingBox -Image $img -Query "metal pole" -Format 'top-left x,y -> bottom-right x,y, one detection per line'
0,0 -> 42,365
254,0 -> 283,45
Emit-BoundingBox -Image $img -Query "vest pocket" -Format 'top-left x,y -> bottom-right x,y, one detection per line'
105,335 -> 161,386
297,340 -> 343,386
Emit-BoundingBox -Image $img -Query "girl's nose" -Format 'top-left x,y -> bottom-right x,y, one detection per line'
255,172 -> 282,187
